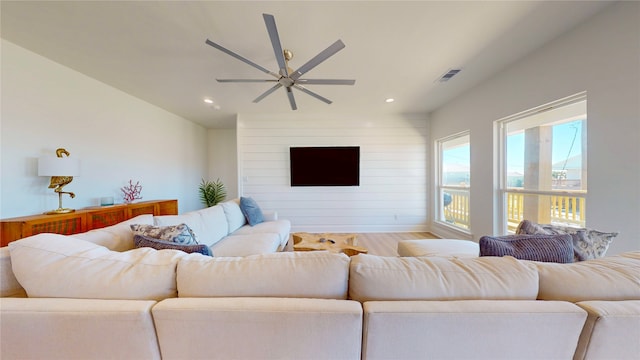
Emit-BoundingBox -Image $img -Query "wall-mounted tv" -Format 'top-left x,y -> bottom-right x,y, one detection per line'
290,146 -> 360,186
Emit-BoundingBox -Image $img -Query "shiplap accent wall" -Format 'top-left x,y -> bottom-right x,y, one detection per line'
237,113 -> 429,233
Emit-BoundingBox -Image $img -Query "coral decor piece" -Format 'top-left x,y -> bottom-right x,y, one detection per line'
121,180 -> 143,204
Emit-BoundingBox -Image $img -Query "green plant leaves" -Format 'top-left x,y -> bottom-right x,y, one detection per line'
199,178 -> 227,207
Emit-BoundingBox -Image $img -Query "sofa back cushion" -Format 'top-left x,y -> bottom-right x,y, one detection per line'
221,199 -> 246,233
533,251 -> 640,302
72,214 -> 154,251
349,254 -> 539,302
154,205 -> 229,247
177,252 -> 350,299
8,233 -> 187,300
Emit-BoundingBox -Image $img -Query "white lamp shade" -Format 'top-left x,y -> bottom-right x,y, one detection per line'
38,156 -> 80,176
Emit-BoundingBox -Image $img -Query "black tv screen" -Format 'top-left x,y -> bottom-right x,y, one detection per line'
290,146 -> 360,186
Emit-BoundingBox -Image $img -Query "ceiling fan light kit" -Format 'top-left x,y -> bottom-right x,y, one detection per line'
205,13 -> 355,110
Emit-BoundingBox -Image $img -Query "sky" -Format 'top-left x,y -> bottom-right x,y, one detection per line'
443,119 -> 585,175
507,119 -> 584,174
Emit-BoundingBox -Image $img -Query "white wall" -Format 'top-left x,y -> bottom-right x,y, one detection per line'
237,113 -> 429,233
429,2 -> 640,254
0,40 -> 208,217
207,128 -> 239,199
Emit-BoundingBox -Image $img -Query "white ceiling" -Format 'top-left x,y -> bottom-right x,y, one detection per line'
1,1 -> 612,128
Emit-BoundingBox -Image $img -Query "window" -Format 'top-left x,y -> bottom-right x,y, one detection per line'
498,93 -> 587,233
436,131 -> 470,231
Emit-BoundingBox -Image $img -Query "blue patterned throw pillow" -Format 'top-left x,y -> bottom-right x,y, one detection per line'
133,235 -> 212,256
479,234 -> 574,263
130,223 -> 197,245
240,196 -> 264,226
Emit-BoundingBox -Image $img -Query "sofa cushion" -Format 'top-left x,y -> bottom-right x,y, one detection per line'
349,254 -> 539,302
240,196 -> 264,226
154,212 -> 207,244
0,298 -> 162,360
210,234 -> 281,257
8,233 -> 186,300
177,251 -> 350,299
532,252 -> 640,302
221,199 -> 246,233
231,220 -> 292,248
479,234 -> 574,263
155,205 -> 228,247
72,214 -> 154,251
130,223 -> 197,245
362,300 -> 587,360
574,300 -> 640,360
193,204 -> 231,240
516,220 -> 618,261
152,297 -> 363,360
134,235 -> 212,256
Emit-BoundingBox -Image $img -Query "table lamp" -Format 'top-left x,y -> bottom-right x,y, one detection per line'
38,148 -> 80,214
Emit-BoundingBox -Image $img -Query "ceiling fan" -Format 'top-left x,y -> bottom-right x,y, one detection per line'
205,13 -> 355,110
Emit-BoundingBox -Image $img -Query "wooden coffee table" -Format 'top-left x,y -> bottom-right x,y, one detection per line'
292,232 -> 368,256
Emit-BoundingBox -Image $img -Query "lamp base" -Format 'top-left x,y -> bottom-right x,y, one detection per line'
44,208 -> 76,215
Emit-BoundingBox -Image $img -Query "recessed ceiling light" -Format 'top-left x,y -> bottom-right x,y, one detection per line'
385,98 -> 395,103
204,98 -> 214,104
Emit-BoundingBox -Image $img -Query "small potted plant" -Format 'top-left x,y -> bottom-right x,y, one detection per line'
199,178 -> 227,207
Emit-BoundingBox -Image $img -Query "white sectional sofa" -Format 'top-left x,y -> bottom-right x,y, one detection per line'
1,222 -> 638,359
350,252 -> 640,360
61,198 -> 291,256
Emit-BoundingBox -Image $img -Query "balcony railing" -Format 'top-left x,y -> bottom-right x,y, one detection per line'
442,188 -> 470,230
441,190 -> 586,232
506,192 -> 586,231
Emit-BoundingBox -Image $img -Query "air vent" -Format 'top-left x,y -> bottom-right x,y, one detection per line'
438,68 -> 462,82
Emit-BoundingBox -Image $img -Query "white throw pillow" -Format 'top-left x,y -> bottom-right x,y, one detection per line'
9,233 -> 187,300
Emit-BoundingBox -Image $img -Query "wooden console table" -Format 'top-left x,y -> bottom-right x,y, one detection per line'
0,199 -> 178,247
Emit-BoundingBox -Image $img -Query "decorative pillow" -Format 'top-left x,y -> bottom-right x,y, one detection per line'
130,223 -> 197,245
479,234 -> 574,263
240,196 -> 264,226
516,220 -> 618,261
134,235 -> 212,256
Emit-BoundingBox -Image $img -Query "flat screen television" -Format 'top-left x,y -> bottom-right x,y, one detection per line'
290,146 -> 360,186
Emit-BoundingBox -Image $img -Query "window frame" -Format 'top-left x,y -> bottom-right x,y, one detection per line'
496,92 -> 587,234
434,130 -> 471,234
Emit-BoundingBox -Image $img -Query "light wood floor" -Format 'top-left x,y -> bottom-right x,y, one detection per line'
289,232 -> 439,257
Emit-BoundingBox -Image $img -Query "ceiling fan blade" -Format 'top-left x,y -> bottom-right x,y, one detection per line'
263,14 -> 289,77
205,39 -> 279,79
217,79 -> 278,83
286,87 -> 298,110
293,84 -> 332,104
296,79 -> 356,85
253,83 -> 283,103
290,40 -> 346,81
